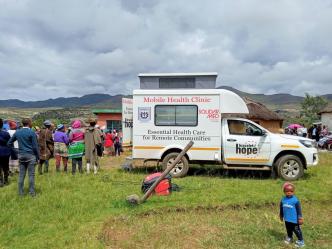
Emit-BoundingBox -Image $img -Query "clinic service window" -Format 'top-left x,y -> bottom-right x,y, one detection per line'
155,105 -> 198,126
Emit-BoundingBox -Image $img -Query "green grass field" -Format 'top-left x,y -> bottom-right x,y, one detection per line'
0,152 -> 331,249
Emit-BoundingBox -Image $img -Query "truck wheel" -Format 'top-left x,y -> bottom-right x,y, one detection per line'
162,152 -> 189,178
276,155 -> 304,181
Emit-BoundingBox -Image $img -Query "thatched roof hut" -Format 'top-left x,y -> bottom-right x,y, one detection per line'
319,104 -> 332,129
224,97 -> 283,133
319,104 -> 332,114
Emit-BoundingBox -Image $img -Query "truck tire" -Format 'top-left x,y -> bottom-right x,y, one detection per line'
162,152 -> 189,178
276,155 -> 304,181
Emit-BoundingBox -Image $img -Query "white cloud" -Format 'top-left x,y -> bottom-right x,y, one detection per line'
0,0 -> 332,101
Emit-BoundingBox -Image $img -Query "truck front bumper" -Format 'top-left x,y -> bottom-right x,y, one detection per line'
306,148 -> 319,167
312,153 -> 319,166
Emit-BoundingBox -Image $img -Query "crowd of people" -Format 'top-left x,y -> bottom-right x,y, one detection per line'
285,123 -> 332,150
0,117 -> 123,196
285,123 -> 329,141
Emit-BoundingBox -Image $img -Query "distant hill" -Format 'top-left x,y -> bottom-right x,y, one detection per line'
322,94 -> 332,101
217,86 -> 303,105
0,88 -> 330,109
0,94 -> 130,108
217,86 -> 332,106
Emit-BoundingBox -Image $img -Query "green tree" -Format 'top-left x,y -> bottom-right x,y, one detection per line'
300,93 -> 328,126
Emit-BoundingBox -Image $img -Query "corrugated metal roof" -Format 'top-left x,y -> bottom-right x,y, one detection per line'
92,109 -> 122,114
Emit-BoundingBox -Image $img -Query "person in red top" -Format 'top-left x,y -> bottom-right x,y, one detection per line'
104,130 -> 114,156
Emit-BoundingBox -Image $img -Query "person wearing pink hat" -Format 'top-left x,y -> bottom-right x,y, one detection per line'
68,120 -> 85,174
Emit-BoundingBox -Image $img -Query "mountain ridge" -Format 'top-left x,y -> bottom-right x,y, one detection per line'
0,88 -> 331,108
0,94 -> 128,108
216,86 -> 332,105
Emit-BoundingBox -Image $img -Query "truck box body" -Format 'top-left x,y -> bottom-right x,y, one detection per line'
133,89 -> 248,161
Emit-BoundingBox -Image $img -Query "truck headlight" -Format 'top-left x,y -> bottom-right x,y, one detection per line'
300,140 -> 315,148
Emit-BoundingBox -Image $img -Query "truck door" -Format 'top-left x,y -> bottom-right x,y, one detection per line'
223,119 -> 271,165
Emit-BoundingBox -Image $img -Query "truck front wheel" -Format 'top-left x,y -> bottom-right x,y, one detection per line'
276,155 -> 304,181
162,152 -> 189,178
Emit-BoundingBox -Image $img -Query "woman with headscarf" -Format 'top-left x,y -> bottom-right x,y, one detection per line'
68,120 -> 85,174
53,124 -> 69,172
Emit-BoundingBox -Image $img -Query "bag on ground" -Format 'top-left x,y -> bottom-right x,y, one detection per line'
141,172 -> 174,196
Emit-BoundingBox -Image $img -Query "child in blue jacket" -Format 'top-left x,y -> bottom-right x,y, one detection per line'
280,182 -> 305,247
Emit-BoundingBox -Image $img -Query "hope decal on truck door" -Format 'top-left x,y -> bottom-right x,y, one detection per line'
235,141 -> 259,155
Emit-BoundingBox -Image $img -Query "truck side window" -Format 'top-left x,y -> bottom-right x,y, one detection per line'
228,120 -> 246,135
228,120 -> 263,136
155,105 -> 198,126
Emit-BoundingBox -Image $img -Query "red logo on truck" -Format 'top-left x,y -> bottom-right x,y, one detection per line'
199,109 -> 220,120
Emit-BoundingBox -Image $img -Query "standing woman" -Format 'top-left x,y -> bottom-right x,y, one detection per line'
85,118 -> 102,174
68,120 -> 85,174
0,118 -> 11,187
53,124 -> 69,172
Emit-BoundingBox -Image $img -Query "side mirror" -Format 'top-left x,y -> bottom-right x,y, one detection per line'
261,130 -> 267,136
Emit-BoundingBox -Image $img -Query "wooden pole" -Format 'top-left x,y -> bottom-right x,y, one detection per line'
139,141 -> 194,204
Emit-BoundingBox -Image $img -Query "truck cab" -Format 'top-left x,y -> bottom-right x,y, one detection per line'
221,118 -> 318,180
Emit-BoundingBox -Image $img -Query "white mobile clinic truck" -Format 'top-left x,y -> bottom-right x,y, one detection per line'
131,73 -> 318,180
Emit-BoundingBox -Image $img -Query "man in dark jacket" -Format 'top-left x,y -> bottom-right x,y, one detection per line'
0,118 -> 11,187
8,118 -> 39,196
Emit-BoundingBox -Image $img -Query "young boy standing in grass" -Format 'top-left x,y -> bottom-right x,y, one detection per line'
279,182 -> 305,247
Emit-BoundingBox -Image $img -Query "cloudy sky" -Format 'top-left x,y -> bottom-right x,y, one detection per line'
1,0 -> 332,101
